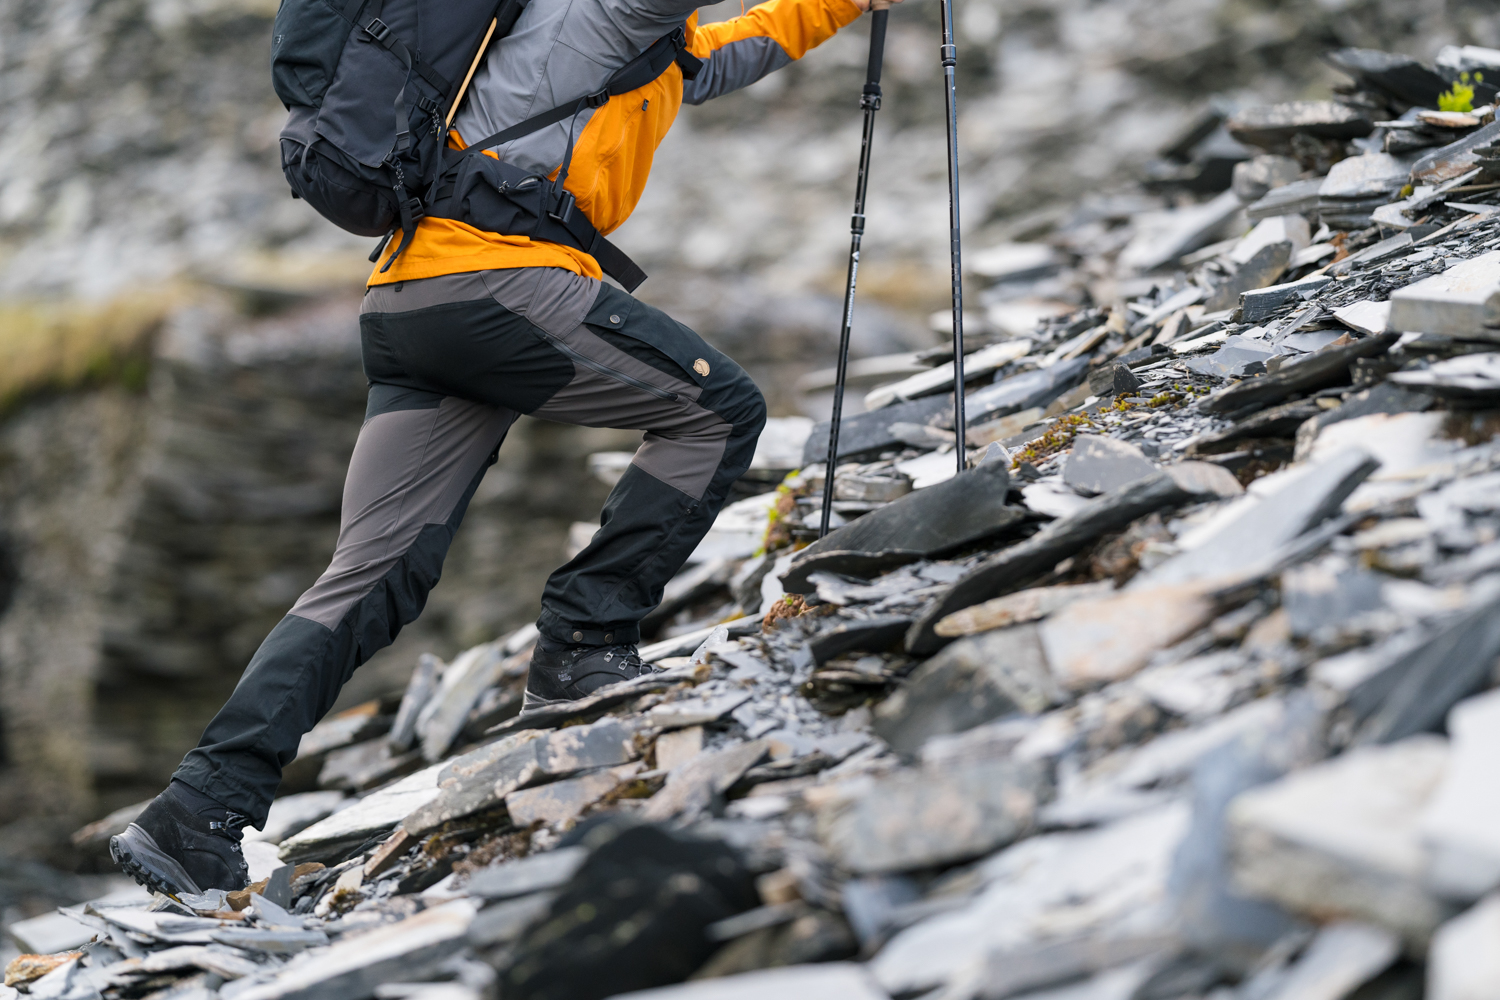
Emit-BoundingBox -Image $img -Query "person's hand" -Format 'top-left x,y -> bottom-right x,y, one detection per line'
851,0 -> 903,12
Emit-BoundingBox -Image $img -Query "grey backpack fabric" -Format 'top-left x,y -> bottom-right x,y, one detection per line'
271,0 -> 698,288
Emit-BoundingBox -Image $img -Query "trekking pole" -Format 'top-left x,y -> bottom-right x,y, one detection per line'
937,0 -> 966,473
820,0 -> 891,539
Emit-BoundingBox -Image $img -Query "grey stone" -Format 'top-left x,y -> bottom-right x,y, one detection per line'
466,846 -> 590,900
228,900 -> 477,1000
1087,363 -> 1141,398
1227,736 -> 1454,946
1386,251 -> 1500,338
1260,922 -> 1401,1000
211,926 -> 329,954
1063,435 -> 1155,498
404,719 -> 637,836
467,892 -> 555,948
1197,334 -> 1399,415
1233,155 -> 1303,203
873,623 -> 1064,754
1226,101 -> 1374,151
1389,352 -> 1500,404
1412,120 -> 1500,185
417,642 -> 510,764
610,964 -> 888,1000
1239,275 -> 1333,323
1135,448 -> 1379,590
1328,234 -> 1414,278
1181,334 -> 1281,378
244,792 -> 348,846
803,393 -> 955,467
1347,583 -> 1500,745
279,761 -> 446,864
1325,48 -> 1449,109
1246,178 -> 1325,221
640,740 -> 770,822
1189,398 -> 1322,456
937,357 -> 1091,430
1418,689 -> 1500,900
934,582 -> 1114,639
504,762 -> 641,827
294,706 -> 391,761
871,805 -> 1189,999
1040,585 -> 1218,691
866,340 -> 1033,411
1118,190 -> 1244,273
484,671 -> 679,737
808,616 -> 914,664
643,691 -> 751,730
1427,893 -> 1500,1000
1206,241 -> 1293,312
317,738 -> 423,792
781,461 -> 1021,593
1169,693 -> 1324,964
1282,561 -> 1386,637
389,653 -> 442,753
654,726 -> 705,770
907,463 -> 1243,654
1293,383 -> 1434,461
5,911 -> 98,955
817,757 -> 1049,874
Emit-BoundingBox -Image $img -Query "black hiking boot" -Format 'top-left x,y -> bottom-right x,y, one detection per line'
110,780 -> 249,898
524,636 -> 656,711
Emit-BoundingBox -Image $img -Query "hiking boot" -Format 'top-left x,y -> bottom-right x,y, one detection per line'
524,636 -> 656,710
110,780 -> 249,897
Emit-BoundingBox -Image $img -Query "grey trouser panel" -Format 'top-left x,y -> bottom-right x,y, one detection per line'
174,267 -> 765,823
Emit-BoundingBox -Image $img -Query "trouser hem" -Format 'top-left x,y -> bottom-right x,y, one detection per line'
535,608 -> 641,646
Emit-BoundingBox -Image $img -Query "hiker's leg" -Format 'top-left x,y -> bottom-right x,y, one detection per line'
505,277 -> 767,645
173,391 -> 516,826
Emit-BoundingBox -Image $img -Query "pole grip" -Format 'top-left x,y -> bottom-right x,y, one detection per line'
865,6 -> 889,87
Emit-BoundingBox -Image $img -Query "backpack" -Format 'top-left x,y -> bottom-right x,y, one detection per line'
270,0 -> 699,290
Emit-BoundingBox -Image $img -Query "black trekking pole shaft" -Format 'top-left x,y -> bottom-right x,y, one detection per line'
938,0 -> 966,474
820,2 -> 890,539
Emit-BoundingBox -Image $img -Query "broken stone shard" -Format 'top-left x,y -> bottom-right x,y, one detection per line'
640,740 -> 769,822
1226,101 -> 1374,151
865,340 -> 1031,411
907,463 -> 1243,655
1259,922 -> 1401,1000
1238,274 -> 1333,323
1137,448 -> 1379,590
936,357 -> 1090,430
818,758 -> 1048,874
1227,736 -> 1454,946
1427,893 -> 1500,1000
1386,250 -> 1500,338
1412,120 -> 1500,185
389,653 -> 442,752
1062,435 -> 1156,496
505,762 -> 642,827
1205,241 -> 1293,313
1196,334 -> 1399,415
1087,362 -> 1141,398
807,616 -> 913,664
1419,689 -> 1500,901
934,581 -> 1113,638
872,622 -> 1064,754
1039,585 -> 1217,691
609,964 -> 888,1000
781,461 -> 1019,593
466,846 -> 590,900
1232,155 -> 1302,203
279,761 -> 446,864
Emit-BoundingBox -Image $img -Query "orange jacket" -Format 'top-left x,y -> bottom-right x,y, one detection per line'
368,0 -> 862,285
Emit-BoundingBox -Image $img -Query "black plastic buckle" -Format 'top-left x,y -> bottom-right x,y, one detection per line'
585,90 -> 610,109
403,196 -> 425,222
549,189 -> 576,224
364,17 -> 392,44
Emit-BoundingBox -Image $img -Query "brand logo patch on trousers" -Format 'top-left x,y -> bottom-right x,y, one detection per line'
693,359 -> 710,376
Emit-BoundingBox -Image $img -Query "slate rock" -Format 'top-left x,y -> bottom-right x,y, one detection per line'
506,762 -> 643,828
1227,736 -> 1455,947
404,719 -> 637,836
1189,398 -> 1322,455
1206,241 -> 1293,312
230,900 -> 478,1000
1427,893 -> 1500,1000
817,758 -> 1049,874
654,726 -> 705,770
807,616 -> 913,664
873,622 -> 1064,754
907,463 -> 1243,655
1293,382 -> 1434,461
1281,561 -> 1386,637
317,738 -> 423,792
1246,178 -> 1325,221
640,740 -> 769,822
1181,335 -> 1280,378
1389,353 -> 1500,404
1196,333 -> 1398,415
278,761 -> 446,864
1389,253 -> 1500,343
1411,120 -> 1500,185
1118,190 -> 1244,273
610,963 -> 887,1000
244,792 -> 348,846
1328,233 -> 1413,277
1226,101 -> 1374,152
781,461 -> 1021,593
467,846 -> 590,900
803,393 -> 953,467
1087,363 -> 1141,398
1039,585 -> 1217,691
503,818 -> 758,1000
1324,48 -> 1449,108
1232,155 -> 1303,203
1419,689 -> 1500,901
1137,447 -> 1379,590
1331,301 -> 1391,337
933,582 -> 1113,639
389,653 -> 442,753
1238,274 -> 1332,323
1260,922 -> 1401,1000
468,892 -> 556,949
935,357 -> 1090,430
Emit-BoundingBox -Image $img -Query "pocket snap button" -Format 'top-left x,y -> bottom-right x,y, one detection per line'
609,314 -> 621,324
693,359 -> 710,376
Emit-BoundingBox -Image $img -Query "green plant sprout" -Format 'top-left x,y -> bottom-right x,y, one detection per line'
1438,71 -> 1484,113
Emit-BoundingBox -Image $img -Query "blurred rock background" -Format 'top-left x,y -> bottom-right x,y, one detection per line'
0,0 -> 1497,878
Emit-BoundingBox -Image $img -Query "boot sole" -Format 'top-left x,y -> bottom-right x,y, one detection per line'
109,823 -> 204,900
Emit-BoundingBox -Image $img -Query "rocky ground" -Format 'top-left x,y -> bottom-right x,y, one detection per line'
10,38 -> 1500,1000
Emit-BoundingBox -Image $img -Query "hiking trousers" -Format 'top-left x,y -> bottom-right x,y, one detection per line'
174,266 -> 766,824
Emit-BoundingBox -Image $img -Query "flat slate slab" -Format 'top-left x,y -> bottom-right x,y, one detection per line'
278,761 -> 447,864
466,845 -> 590,900
1197,333 -> 1398,416
906,462 -> 1243,655
1062,435 -> 1157,496
781,462 -> 1021,594
1387,250 -> 1500,338
1419,688 -> 1500,901
807,615 -> 915,664
610,963 -> 889,1000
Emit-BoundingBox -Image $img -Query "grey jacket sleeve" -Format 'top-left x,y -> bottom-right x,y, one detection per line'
681,35 -> 794,104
